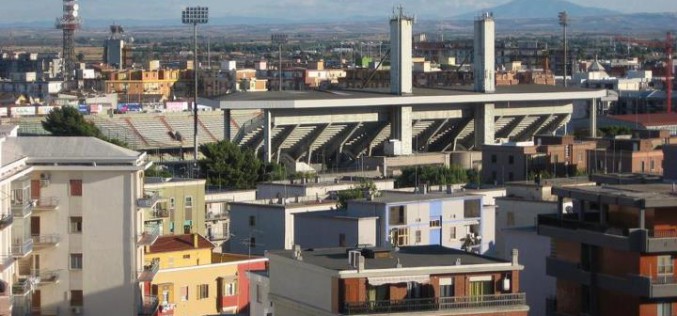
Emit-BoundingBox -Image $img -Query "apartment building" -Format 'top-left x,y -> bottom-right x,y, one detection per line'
586,131 -> 675,175
538,183 -> 677,315
103,69 -> 183,100
267,245 -> 528,316
143,234 -> 267,316
204,189 -> 256,250
482,135 -> 597,184
0,135 -> 154,316
142,177 -> 206,237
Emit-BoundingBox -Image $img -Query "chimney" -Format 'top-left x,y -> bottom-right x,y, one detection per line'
292,244 -> 303,261
511,248 -> 519,265
390,6 -> 414,95
474,12 -> 496,93
193,233 -> 199,248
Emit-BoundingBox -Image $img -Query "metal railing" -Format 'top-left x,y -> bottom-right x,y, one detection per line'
137,191 -> 161,208
138,295 -> 159,316
12,279 -> 32,296
138,259 -> 160,282
650,229 -> 677,238
0,214 -> 13,230
30,269 -> 61,285
150,208 -> 170,218
32,234 -> 62,247
33,197 -> 59,210
651,274 -> 677,284
537,214 -> 628,236
342,293 -> 527,315
0,255 -> 14,271
206,211 -> 229,220
11,200 -> 32,217
138,226 -> 160,246
11,239 -> 33,257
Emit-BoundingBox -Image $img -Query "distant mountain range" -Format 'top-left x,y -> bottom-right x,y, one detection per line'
454,0 -> 618,20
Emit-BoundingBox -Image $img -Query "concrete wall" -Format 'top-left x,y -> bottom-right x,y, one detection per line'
145,179 -> 206,236
249,272 -> 274,316
294,215 -> 377,249
663,146 -> 677,181
256,179 -> 394,200
268,254 -> 335,315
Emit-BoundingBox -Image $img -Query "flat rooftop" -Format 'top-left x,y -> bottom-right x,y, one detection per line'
211,85 -> 606,109
553,183 -> 677,208
270,245 -> 507,271
505,177 -> 593,188
351,190 -> 483,205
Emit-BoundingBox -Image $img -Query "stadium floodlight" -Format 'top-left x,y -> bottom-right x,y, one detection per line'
181,7 -> 208,176
558,11 -> 568,87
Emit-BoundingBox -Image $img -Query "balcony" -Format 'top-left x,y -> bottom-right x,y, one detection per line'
0,214 -> 13,230
12,279 -> 32,296
11,239 -> 33,258
138,191 -> 161,208
32,234 -> 61,250
32,197 -> 59,212
138,295 -> 159,316
137,226 -> 160,246
11,201 -> 32,218
30,270 -> 61,287
158,303 -> 175,316
145,208 -> 170,220
138,260 -> 159,282
341,293 -> 528,315
206,211 -> 229,221
0,255 -> 14,271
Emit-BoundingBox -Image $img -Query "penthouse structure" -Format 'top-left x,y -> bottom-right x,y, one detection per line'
266,245 -> 528,315
538,183 -> 677,315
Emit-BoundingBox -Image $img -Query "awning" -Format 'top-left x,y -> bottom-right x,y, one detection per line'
367,275 -> 430,286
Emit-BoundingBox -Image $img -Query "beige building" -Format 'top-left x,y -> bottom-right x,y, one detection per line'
143,178 -> 207,237
1,134 -> 155,316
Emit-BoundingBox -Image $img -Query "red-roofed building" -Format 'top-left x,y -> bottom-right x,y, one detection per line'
607,113 -> 677,135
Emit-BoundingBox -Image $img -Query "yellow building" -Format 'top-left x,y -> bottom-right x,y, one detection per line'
144,234 -> 267,316
104,69 -> 184,100
143,178 -> 207,237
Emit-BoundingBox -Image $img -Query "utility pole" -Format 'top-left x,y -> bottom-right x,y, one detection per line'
272,34 -> 288,91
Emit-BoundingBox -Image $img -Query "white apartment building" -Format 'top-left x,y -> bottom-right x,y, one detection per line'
0,133 -> 155,316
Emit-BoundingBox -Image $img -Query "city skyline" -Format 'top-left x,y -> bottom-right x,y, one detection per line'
2,0 -> 677,24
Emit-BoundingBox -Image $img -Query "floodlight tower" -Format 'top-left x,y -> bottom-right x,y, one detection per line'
56,0 -> 81,87
558,11 -> 568,87
182,6 -> 208,175
272,34 -> 288,91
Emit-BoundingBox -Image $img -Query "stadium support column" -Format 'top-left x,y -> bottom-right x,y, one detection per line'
474,103 -> 495,149
223,109 -> 231,141
590,98 -> 598,138
392,106 -> 412,155
263,110 -> 272,163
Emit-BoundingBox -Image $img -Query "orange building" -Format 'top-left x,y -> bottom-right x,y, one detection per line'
104,69 -> 184,100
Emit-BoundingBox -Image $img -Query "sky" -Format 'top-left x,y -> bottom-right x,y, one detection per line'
4,0 -> 677,24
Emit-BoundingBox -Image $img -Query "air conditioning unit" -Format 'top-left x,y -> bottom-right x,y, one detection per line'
71,306 -> 82,314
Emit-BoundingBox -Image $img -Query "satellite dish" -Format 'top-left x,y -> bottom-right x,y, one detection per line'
72,3 -> 79,11
72,10 -> 79,17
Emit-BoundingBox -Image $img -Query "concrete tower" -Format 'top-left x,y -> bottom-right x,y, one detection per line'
390,7 -> 413,95
104,24 -> 125,69
56,0 -> 81,86
474,12 -> 495,93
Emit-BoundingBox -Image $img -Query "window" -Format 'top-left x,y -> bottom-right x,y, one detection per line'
339,233 -> 346,247
658,255 -> 674,277
658,303 -> 672,316
197,284 -> 209,300
430,218 -> 441,228
256,284 -> 262,303
185,196 -> 193,208
508,155 -> 514,164
169,197 -> 176,209
225,282 -> 238,296
449,227 -> 456,240
183,254 -> 191,259
70,254 -> 83,270
508,172 -> 514,181
507,212 -> 515,227
578,153 -> 583,162
70,180 -> 82,196
70,290 -> 83,307
415,230 -> 422,243
180,286 -> 189,301
439,278 -> 454,297
651,160 -> 655,171
69,217 -> 82,233
249,237 -> 256,248
389,206 -> 405,225
391,227 -> 409,246
491,155 -> 497,163
464,199 -> 481,218
249,215 -> 256,227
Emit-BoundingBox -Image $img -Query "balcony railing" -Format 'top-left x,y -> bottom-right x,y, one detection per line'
138,191 -> 161,208
137,226 -> 160,246
11,200 -> 32,218
32,234 -> 61,249
158,303 -> 175,316
138,295 -> 159,316
147,208 -> 170,219
0,214 -> 13,230
342,293 -> 527,315
138,260 -> 160,282
30,270 -> 61,286
0,255 -> 14,271
32,197 -> 59,212
206,211 -> 229,221
11,239 -> 33,257
651,274 -> 677,285
12,279 -> 32,296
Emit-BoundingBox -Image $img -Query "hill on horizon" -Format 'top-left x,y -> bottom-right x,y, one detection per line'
455,0 -> 619,20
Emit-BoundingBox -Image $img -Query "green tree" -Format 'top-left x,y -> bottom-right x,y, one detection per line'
42,106 -> 129,147
599,126 -> 633,137
198,140 -> 285,189
336,180 -> 377,209
396,165 -> 469,188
